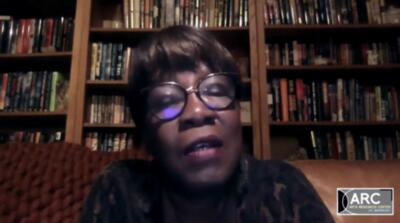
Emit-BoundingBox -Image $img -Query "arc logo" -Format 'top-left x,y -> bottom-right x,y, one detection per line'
337,188 -> 394,215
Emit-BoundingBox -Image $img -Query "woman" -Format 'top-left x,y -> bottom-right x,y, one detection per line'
80,25 -> 334,223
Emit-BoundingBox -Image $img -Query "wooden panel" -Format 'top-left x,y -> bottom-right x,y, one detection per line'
254,0 -> 271,160
65,0 -> 92,143
247,0 -> 263,159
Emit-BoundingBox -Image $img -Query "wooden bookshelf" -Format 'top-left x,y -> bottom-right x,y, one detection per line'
0,0 -> 79,144
3,0 -> 399,159
69,0 -> 263,158
255,0 -> 400,160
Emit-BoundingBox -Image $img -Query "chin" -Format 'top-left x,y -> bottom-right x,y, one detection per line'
183,166 -> 234,192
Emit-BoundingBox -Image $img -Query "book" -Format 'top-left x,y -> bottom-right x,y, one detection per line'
0,130 -> 64,144
89,42 -> 133,81
304,130 -> 400,160
87,95 -> 133,124
269,77 -> 400,122
265,39 -> 400,66
263,0 -> 391,25
0,17 -> 73,54
85,131 -> 138,152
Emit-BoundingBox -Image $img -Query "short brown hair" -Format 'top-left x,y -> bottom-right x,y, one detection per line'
127,25 -> 241,136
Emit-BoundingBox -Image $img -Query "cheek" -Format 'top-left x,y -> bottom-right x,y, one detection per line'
155,121 -> 180,154
219,108 -> 242,142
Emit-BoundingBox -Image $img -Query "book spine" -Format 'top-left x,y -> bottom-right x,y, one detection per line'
49,72 -> 59,112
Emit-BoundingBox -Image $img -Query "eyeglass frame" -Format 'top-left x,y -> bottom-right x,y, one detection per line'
140,72 -> 241,121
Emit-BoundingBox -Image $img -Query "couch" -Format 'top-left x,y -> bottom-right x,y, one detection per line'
0,142 -> 398,223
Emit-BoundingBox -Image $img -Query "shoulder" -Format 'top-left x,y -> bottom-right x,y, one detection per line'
245,156 -> 306,184
246,156 -> 317,198
80,160 -> 156,223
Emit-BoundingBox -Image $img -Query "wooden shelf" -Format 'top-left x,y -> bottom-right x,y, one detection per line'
241,121 -> 252,127
242,77 -> 251,84
0,52 -> 72,72
90,26 -> 248,33
0,111 -> 67,118
270,121 -> 400,127
86,80 -> 128,88
267,64 -> 400,71
264,24 -> 400,39
83,123 -> 135,129
0,0 -> 76,17
86,79 -> 251,92
265,24 -> 400,30
0,52 -> 72,59
90,27 -> 249,46
83,122 -> 251,128
0,111 -> 67,128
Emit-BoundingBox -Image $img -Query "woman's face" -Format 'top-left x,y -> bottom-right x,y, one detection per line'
146,65 -> 242,192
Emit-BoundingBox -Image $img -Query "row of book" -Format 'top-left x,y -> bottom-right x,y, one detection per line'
0,72 -> 69,112
0,131 -> 64,144
268,78 -> 399,122
264,0 -> 399,25
309,130 -> 400,160
120,0 -> 249,29
0,16 -> 74,54
265,39 -> 400,66
171,0 -> 249,27
85,132 -> 134,152
90,42 -> 133,81
89,41 -> 251,81
87,95 -> 133,124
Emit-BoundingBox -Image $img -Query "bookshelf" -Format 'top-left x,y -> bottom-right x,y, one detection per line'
70,0 -> 263,157
0,0 -> 79,144
5,0 -> 398,160
256,0 -> 400,160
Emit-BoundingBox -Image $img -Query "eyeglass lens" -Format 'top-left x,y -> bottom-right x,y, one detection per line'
146,74 -> 236,121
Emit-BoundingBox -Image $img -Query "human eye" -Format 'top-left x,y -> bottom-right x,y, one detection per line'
158,95 -> 181,106
202,83 -> 229,96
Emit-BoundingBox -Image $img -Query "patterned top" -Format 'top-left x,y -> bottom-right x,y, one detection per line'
80,155 -> 334,223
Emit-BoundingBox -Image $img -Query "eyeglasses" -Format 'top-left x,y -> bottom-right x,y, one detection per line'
141,73 -> 238,121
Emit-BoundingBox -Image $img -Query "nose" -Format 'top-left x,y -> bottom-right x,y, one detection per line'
178,92 -> 216,131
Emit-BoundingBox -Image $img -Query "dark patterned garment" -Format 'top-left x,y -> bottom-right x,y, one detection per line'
80,155 -> 334,223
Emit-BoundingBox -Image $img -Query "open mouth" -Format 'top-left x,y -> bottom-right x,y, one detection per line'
183,135 -> 223,157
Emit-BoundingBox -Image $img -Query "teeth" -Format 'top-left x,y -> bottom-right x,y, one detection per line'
194,143 -> 210,151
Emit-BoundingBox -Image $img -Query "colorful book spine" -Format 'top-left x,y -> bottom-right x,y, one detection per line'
306,130 -> 400,160
265,39 -> 400,66
0,16 -> 74,54
89,42 -> 133,81
0,71 -> 68,112
264,0 -> 395,25
268,77 -> 400,122
0,131 -> 64,144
